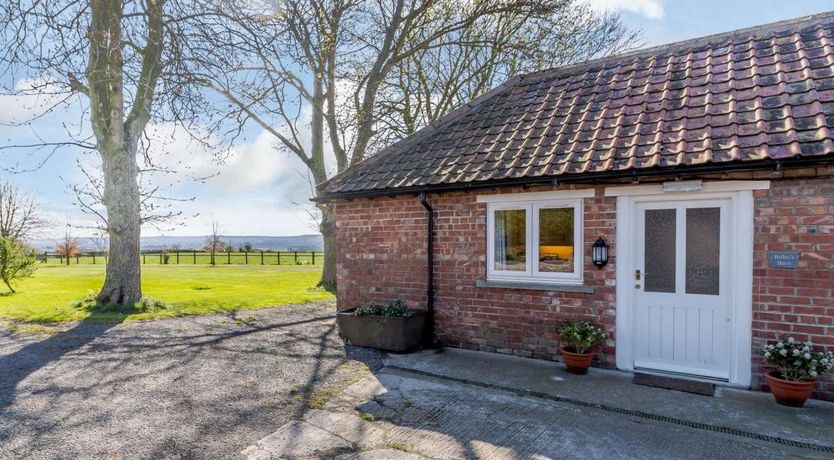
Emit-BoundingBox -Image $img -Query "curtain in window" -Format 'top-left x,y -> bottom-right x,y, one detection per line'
495,212 -> 507,270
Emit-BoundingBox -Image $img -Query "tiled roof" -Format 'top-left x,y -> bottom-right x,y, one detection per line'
320,13 -> 834,198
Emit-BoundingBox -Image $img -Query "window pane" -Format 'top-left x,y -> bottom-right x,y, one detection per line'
494,209 -> 526,271
539,208 -> 575,273
686,207 -> 721,295
645,209 -> 676,293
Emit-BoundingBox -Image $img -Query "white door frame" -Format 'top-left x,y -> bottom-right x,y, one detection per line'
608,181 -> 768,387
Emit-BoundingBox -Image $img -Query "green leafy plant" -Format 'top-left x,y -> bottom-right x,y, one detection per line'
384,299 -> 408,317
137,296 -> 168,312
354,299 -> 410,317
0,237 -> 37,293
70,291 -> 169,314
560,320 -> 607,354
763,337 -> 834,381
355,303 -> 385,316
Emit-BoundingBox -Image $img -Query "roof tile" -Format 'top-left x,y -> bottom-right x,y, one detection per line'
321,14 -> 834,197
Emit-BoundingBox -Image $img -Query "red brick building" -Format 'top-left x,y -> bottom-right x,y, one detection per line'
319,14 -> 834,400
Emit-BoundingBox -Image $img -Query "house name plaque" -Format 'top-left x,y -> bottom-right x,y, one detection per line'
768,251 -> 800,269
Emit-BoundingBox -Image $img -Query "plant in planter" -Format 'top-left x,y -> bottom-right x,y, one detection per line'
559,320 -> 607,374
762,337 -> 834,407
337,299 -> 427,352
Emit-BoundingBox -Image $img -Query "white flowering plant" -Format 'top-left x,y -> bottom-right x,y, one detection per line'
762,337 -> 834,382
560,321 -> 607,354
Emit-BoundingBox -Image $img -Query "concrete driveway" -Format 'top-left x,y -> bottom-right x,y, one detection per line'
0,301 -> 380,459
243,349 -> 834,460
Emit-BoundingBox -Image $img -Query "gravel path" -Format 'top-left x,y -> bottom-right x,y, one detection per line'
0,301 -> 380,459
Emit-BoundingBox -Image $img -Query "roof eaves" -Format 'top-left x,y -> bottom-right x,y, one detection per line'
314,154 -> 834,202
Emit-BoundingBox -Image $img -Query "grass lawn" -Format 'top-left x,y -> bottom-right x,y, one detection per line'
0,264 -> 333,323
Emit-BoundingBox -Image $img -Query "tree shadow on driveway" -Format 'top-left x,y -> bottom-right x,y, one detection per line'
0,320 -> 123,413
0,303 -> 383,459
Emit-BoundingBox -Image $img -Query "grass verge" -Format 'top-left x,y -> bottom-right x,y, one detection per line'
0,264 -> 333,323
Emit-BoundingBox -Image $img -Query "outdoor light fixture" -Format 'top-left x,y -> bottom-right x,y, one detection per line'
592,237 -> 609,268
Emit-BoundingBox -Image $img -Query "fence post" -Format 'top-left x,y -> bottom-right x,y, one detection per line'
312,252 -> 315,265
245,251 -> 248,265
176,251 -> 180,264
44,252 -> 48,264
194,251 -> 197,264
260,250 -> 264,265
227,249 -> 231,265
143,253 -> 146,264
277,251 -> 281,265
159,252 -> 163,264
92,253 -> 96,265
294,251 -> 298,264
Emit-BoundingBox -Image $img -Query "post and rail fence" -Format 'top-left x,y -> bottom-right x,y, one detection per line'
38,250 -> 324,266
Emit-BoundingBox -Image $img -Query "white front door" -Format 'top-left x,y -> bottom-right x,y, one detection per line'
632,199 -> 732,380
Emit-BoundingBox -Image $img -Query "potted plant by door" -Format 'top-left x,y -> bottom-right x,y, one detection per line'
337,299 -> 427,352
559,320 -> 607,374
762,337 -> 834,407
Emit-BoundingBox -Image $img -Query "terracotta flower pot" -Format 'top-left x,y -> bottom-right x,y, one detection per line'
560,346 -> 594,374
766,371 -> 816,407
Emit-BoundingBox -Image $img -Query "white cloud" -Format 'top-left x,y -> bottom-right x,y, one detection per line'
585,0 -> 665,20
143,103 -> 331,196
159,195 -> 318,237
142,122 -> 295,193
130,111 -> 325,236
0,78 -> 72,124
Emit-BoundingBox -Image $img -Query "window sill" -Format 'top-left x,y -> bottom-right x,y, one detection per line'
476,279 -> 595,293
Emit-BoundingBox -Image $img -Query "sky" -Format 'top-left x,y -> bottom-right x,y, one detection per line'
2,0 -> 833,239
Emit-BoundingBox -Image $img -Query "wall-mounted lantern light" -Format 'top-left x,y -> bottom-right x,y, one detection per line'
592,237 -> 609,268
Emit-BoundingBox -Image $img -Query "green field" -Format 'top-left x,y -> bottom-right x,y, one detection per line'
0,264 -> 333,323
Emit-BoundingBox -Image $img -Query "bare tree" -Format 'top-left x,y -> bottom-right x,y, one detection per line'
0,1 -> 248,304
88,229 -> 109,263
67,159 -> 196,235
207,0 -> 637,291
56,225 -> 81,265
0,179 -> 49,242
379,4 -> 639,139
204,220 -> 225,266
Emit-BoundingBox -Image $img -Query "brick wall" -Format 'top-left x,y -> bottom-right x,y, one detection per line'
752,176 -> 834,400
336,185 -> 618,368
335,198 -> 429,311
335,174 -> 834,401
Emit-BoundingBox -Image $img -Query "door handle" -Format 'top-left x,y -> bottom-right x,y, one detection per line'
635,269 -> 641,281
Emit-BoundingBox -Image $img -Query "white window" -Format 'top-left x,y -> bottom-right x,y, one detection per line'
481,191 -> 588,285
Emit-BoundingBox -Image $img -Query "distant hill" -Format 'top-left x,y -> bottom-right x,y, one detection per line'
30,234 -> 323,252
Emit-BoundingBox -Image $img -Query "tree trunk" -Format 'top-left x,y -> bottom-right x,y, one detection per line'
96,147 -> 142,305
317,202 -> 336,293
2,278 -> 14,293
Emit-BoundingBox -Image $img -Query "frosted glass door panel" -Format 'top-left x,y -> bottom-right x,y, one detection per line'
644,209 -> 676,293
686,207 -> 721,295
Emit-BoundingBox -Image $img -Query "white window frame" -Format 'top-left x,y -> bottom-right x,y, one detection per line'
481,190 -> 590,285
487,203 -> 532,279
